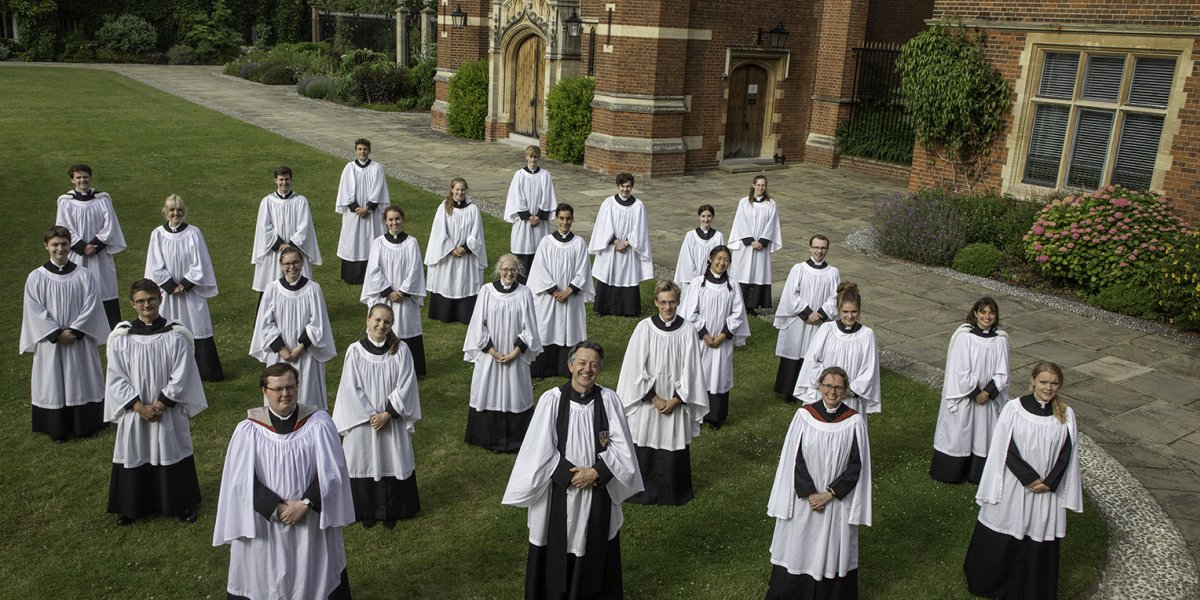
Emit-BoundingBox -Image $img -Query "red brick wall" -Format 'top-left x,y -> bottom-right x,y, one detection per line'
935,1 -> 1199,27
866,0 -> 934,46
1161,39 -> 1200,226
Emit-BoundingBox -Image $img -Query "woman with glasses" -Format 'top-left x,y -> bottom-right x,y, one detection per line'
250,247 -> 337,409
463,254 -> 542,452
964,361 -> 1080,599
930,297 -> 1009,484
766,366 -> 872,599
794,283 -> 880,416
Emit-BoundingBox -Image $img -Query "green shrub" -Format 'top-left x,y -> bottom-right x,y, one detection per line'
1152,229 -> 1200,330
546,76 -> 594,165
96,14 -> 157,56
447,60 -> 489,140
269,42 -> 337,76
1092,284 -> 1159,319
181,0 -> 243,64
873,192 -> 967,266
835,97 -> 914,165
0,41 -> 9,61
947,192 -> 1044,259
259,63 -> 297,85
338,48 -> 390,74
297,75 -> 337,99
343,62 -> 408,104
240,60 -> 271,81
952,243 -> 1005,277
167,44 -> 198,65
1024,186 -> 1189,292
59,32 -> 98,62
407,54 -> 437,110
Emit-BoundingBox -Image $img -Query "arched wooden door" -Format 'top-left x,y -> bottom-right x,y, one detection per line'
513,36 -> 544,137
724,64 -> 769,158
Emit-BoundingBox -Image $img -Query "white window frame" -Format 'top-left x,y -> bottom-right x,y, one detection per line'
1002,32 -> 1193,198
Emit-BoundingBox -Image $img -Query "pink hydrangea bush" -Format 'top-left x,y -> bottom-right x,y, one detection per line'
1023,186 -> 1190,292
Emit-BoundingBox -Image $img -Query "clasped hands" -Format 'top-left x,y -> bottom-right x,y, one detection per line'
807,490 -> 835,512
278,345 -> 306,363
651,395 -> 681,415
702,332 -> 727,348
276,500 -> 310,525
568,466 -> 599,489
489,347 -> 521,364
133,399 -> 168,423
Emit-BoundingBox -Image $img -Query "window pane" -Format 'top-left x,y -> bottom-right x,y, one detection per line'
1111,113 -> 1164,191
1081,55 -> 1125,103
1128,57 -> 1176,108
1038,52 -> 1079,99
1067,109 -> 1114,189
1023,104 -> 1070,186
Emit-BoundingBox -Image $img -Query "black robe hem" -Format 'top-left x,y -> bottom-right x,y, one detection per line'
195,336 -> 225,382
625,445 -> 693,505
515,253 -> 534,286
340,259 -> 367,285
765,564 -> 858,600
465,407 -> 533,453
428,292 -> 476,325
227,568 -> 351,600
592,282 -> 640,316
740,283 -> 773,310
350,473 -> 420,521
704,391 -> 730,426
32,402 -> 105,440
107,455 -> 201,519
401,335 -> 428,377
524,536 -> 623,600
774,357 -> 803,399
963,520 -> 1060,599
929,450 -> 988,485
102,298 -> 122,330
531,344 -> 571,379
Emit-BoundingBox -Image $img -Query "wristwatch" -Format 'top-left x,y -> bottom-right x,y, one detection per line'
301,498 -> 313,508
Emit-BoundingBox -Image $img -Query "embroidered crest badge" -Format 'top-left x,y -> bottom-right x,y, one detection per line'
598,430 -> 609,448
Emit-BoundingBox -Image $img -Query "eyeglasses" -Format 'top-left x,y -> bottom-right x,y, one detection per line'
280,261 -> 303,268
264,385 -> 298,393
819,384 -> 846,392
132,298 -> 160,306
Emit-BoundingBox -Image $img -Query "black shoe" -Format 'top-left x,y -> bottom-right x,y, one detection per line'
709,422 -> 722,431
362,519 -> 376,529
785,396 -> 799,404
116,515 -> 135,526
177,508 -> 197,523
382,520 -> 396,529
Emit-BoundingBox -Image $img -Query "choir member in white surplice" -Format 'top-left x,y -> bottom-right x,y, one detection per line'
766,367 -> 872,600
964,362 -> 1081,600
528,203 -> 593,379
774,235 -> 839,404
727,175 -> 782,311
362,205 -> 427,376
674,204 -> 725,291
21,226 -> 109,441
503,340 -> 644,599
589,172 -> 653,316
333,304 -> 422,527
335,138 -> 390,285
617,280 -> 709,505
105,279 -> 207,526
931,297 -> 1010,485
426,177 -> 487,324
251,166 -> 322,292
144,194 -> 224,381
55,163 -> 127,328
680,245 -> 749,430
464,254 -> 542,452
795,283 -> 881,416
214,364 -> 355,600
250,247 -> 336,410
505,145 -> 557,283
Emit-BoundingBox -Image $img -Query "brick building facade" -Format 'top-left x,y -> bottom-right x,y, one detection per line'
431,0 -> 931,176
912,1 -> 1200,222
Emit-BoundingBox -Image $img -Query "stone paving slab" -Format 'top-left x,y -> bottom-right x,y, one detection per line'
9,61 -> 1199,598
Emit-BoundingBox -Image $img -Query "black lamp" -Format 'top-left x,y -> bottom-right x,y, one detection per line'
767,21 -> 790,48
451,5 -> 467,29
564,9 -> 582,38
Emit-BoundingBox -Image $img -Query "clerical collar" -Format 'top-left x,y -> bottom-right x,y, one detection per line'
806,258 -> 828,269
71,189 -> 96,201
703,270 -> 729,286
695,227 -> 716,240
651,314 -> 683,331
452,199 -> 469,209
752,195 -> 766,203
163,222 -> 189,233
129,316 -> 170,335
42,260 -> 77,274
969,325 -> 999,338
359,336 -> 389,355
275,190 -> 295,200
836,320 -> 862,334
385,231 -> 409,244
279,276 -> 308,291
567,384 -> 598,404
804,401 -> 854,422
523,166 -> 540,174
493,280 -> 518,294
269,405 -> 297,422
355,159 -> 372,168
615,194 -> 637,206
268,406 -> 299,433
552,231 -> 574,242
1019,394 -> 1054,416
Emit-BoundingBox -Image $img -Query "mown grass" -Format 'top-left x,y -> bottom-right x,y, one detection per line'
0,66 -> 1106,599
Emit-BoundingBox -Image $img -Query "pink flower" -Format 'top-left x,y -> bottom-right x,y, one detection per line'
1036,255 -> 1050,263
1114,198 -> 1130,208
1119,262 -> 1128,267
1114,212 -> 1124,219
1128,254 -> 1137,261
1071,233 -> 1080,240
1059,246 -> 1069,253
1066,243 -> 1075,249
1033,243 -> 1043,251
1031,225 -> 1045,235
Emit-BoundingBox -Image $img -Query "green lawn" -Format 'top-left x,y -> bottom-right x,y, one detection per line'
0,67 -> 1106,599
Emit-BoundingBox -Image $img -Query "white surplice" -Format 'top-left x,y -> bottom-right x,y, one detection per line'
680,273 -> 750,394
617,316 -> 709,451
21,263 -> 108,408
795,321 -> 881,414
727,196 -> 782,286
674,227 -> 725,290
55,189 -> 127,301
335,159 -> 390,262
464,282 -> 542,413
526,232 -> 593,347
361,233 -> 425,338
333,340 -> 421,480
250,277 -> 337,409
145,223 -> 218,338
505,167 -> 557,254
588,195 -> 653,286
250,192 -> 321,292
933,325 -> 1010,459
425,201 -> 487,299
773,260 -> 840,360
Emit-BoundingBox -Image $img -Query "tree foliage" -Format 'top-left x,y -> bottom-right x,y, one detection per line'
897,24 -> 1011,190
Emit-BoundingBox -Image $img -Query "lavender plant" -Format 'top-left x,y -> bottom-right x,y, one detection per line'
873,192 -> 967,266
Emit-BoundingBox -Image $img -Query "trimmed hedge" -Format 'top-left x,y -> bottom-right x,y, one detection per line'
952,243 -> 1005,277
546,76 -> 594,165
447,60 -> 489,140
